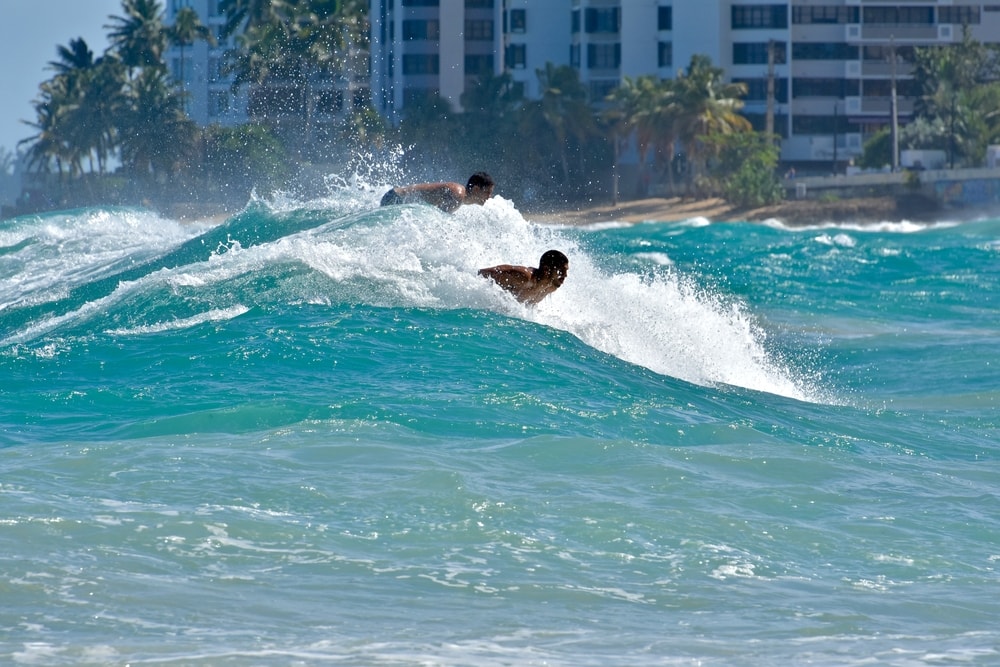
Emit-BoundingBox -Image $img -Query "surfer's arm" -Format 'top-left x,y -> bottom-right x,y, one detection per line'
478,265 -> 537,302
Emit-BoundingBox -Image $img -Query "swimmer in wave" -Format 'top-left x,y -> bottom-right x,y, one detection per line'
478,250 -> 569,305
381,172 -> 495,213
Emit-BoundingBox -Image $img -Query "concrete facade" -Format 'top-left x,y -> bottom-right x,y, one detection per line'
168,1 -> 1000,167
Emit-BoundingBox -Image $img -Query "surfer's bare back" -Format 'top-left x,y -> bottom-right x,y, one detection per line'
380,172 -> 495,213
478,250 -> 569,305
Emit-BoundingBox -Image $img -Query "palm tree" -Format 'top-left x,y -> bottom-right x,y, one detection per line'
21,81 -> 72,179
119,67 -> 197,181
528,63 -> 596,186
45,38 -> 127,175
219,0 -> 285,38
670,54 -> 750,191
225,0 -> 369,154
458,70 -> 522,161
106,0 -> 169,79
87,55 -> 128,175
605,75 -> 676,196
168,6 -> 215,96
913,27 -> 1000,168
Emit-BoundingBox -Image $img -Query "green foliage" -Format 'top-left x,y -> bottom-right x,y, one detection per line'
17,1 -> 775,214
912,27 -> 1000,167
104,0 -> 169,76
119,67 -> 198,179
858,127 -> 891,170
203,123 -> 289,197
708,131 -> 783,207
600,55 -> 751,197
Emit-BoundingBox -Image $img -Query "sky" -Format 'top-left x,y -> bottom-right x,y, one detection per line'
0,0 -> 123,155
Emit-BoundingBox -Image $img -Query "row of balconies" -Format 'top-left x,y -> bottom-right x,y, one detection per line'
780,60 -> 915,78
746,96 -> 915,117
844,23 -> 953,43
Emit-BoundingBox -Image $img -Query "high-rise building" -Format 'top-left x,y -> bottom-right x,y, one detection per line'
164,0 -> 247,129
165,0 -> 369,140
368,0 -> 505,124
171,1 -> 1000,167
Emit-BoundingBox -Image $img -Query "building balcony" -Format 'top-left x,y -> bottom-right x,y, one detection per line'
843,96 -> 915,117
846,23 -> 952,42
861,61 -> 915,78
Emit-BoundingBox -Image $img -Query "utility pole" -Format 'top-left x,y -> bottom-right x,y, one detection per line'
766,39 -> 775,140
890,36 -> 900,171
833,100 -> 839,169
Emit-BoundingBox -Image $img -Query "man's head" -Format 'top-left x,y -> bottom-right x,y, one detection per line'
466,171 -> 495,204
538,249 -> 569,286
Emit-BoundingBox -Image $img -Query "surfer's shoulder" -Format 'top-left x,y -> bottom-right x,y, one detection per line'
478,250 -> 569,306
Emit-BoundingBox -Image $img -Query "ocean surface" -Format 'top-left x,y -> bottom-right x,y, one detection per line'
1,184 -> 998,666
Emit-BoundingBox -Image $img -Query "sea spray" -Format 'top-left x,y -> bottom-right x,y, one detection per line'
2,192 -> 998,666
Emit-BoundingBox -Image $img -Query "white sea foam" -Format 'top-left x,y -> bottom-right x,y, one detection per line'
1,190 -> 816,400
244,188 -> 818,400
104,306 -> 250,336
0,208 -> 214,313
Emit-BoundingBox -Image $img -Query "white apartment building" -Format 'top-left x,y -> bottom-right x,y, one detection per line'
165,0 -> 367,136
169,1 -> 1000,167
369,0 -> 505,123
164,0 -> 247,128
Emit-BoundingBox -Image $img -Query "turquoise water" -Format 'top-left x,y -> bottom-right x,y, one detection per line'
1,188 -> 998,665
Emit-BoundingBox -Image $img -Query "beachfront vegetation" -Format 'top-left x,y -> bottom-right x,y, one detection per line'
11,0 -> 782,215
859,26 -> 1000,171
11,1 -> 999,217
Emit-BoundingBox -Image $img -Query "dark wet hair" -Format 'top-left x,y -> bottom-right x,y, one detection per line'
539,250 -> 569,269
466,171 -> 495,191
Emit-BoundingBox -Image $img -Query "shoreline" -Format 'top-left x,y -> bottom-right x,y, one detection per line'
525,194 -> 986,227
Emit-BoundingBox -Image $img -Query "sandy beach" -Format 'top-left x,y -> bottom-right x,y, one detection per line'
527,194 -> 944,226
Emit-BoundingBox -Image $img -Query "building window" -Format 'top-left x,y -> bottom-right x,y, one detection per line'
403,87 -> 440,107
465,0 -> 493,7
939,6 -> 980,24
862,7 -> 933,25
587,43 -> 621,69
572,9 -> 580,34
506,43 -> 526,69
732,5 -> 788,29
792,6 -> 858,24
658,6 -> 672,30
570,44 -> 580,68
864,78 -> 918,97
792,43 -> 859,60
590,79 -> 618,102
734,77 -> 789,103
403,54 -> 439,75
658,41 -> 672,68
403,20 -> 439,40
465,54 -> 493,75
465,20 -> 494,40
354,88 -> 371,109
209,89 -> 229,116
402,0 -> 439,6
733,42 -> 787,65
208,56 -> 220,82
585,7 -> 620,33
317,90 -> 343,114
744,112 -> 789,137
862,44 -> 914,64
792,114 -> 851,135
510,8 -> 526,33
792,78 -> 859,98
